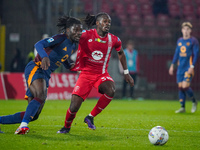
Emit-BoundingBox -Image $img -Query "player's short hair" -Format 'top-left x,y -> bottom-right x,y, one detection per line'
181,22 -> 192,29
57,15 -> 82,33
84,12 -> 110,28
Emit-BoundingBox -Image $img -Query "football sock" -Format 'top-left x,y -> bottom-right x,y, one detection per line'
64,108 -> 77,128
183,87 -> 196,103
179,88 -> 186,108
90,94 -> 113,117
20,98 -> 43,127
0,111 -> 25,124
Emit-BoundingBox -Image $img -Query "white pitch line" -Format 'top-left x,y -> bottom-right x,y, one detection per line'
31,124 -> 200,133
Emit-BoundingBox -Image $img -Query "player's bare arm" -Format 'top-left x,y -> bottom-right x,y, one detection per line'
169,64 -> 174,75
118,48 -> 134,86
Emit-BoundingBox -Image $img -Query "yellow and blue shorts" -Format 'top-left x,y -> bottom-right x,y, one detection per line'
24,61 -> 49,99
177,71 -> 193,83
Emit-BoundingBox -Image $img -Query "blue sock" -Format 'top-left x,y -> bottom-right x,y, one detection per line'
22,98 -> 42,124
184,87 -> 196,103
0,112 -> 25,124
179,89 -> 186,108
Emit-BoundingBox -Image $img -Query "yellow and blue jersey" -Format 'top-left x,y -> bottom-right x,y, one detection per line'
172,36 -> 199,75
24,33 -> 76,99
34,33 -> 76,77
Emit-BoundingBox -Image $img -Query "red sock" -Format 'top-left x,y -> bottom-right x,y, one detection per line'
90,94 -> 113,117
64,108 -> 77,128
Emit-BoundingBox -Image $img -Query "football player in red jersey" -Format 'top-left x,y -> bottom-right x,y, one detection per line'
57,12 -> 134,133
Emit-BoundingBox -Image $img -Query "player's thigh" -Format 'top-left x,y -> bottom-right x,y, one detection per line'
181,81 -> 190,88
72,73 -> 94,100
98,81 -> 115,96
29,78 -> 47,100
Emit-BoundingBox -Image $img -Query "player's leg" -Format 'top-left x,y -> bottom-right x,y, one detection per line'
15,78 -> 46,134
182,81 -> 197,113
58,72 -> 92,133
85,79 -> 115,130
57,94 -> 83,133
175,82 -> 186,113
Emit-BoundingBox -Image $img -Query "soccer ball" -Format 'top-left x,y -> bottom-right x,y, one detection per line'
148,126 -> 169,145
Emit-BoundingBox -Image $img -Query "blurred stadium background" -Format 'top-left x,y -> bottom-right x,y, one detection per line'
0,0 -> 200,100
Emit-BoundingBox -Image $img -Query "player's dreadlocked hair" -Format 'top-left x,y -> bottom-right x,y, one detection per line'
84,12 -> 109,28
57,15 -> 81,33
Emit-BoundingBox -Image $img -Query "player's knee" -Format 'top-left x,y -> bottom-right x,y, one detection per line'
34,91 -> 46,101
105,87 -> 115,97
69,105 -> 80,112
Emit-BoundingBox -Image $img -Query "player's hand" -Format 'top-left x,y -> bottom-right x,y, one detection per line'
125,74 -> 134,87
41,57 -> 50,70
169,65 -> 174,75
70,63 -> 75,69
188,67 -> 194,75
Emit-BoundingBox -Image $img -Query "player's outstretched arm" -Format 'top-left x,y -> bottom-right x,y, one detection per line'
117,48 -> 134,87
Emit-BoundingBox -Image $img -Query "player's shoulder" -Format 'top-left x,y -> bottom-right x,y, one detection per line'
82,29 -> 95,34
190,36 -> 199,44
50,33 -> 67,41
109,33 -> 121,43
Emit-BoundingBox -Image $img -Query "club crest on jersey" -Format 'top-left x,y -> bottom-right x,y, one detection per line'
92,51 -> 103,60
47,38 -> 54,43
95,38 -> 106,43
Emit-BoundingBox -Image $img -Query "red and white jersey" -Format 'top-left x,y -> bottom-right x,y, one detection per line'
72,29 -> 122,74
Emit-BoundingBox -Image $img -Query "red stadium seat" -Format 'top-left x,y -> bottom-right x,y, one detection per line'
118,14 -> 127,21
141,4 -> 153,15
130,14 -> 142,26
180,0 -> 192,5
100,3 -> 111,14
182,5 -> 195,16
168,0 -> 179,5
160,29 -> 172,38
84,3 -> 93,13
169,4 -> 181,18
143,14 -> 155,27
121,19 -> 128,27
134,27 -> 146,38
194,0 -> 200,6
157,14 -> 170,27
192,29 -> 200,38
124,0 -> 137,3
113,3 -> 125,15
110,0 -> 121,3
138,0 -> 152,5
196,6 -> 200,17
147,28 -> 159,38
126,3 -> 139,15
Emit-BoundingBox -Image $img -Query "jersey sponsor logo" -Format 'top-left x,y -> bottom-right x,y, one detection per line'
178,42 -> 182,46
74,86 -> 80,92
95,38 -> 106,43
47,38 -> 54,43
180,46 -> 187,57
63,47 -> 67,51
88,39 -> 93,42
92,51 -> 103,60
186,42 -> 190,46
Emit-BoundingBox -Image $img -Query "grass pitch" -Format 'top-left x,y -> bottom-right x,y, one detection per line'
0,99 -> 200,150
